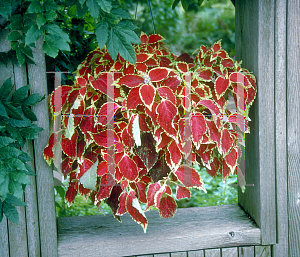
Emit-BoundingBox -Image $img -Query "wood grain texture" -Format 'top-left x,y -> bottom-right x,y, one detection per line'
187,250 -> 204,257
236,0 -> 276,245
273,0 -> 288,256
222,247 -> 238,257
170,252 -> 187,257
57,204 -> 260,257
0,217 -> 9,257
287,0 -> 300,256
8,64 -> 29,257
153,254 -> 170,257
204,249 -> 220,257
23,140 -> 41,257
239,246 -> 255,257
255,246 -> 271,257
27,37 -> 58,257
14,63 -> 41,257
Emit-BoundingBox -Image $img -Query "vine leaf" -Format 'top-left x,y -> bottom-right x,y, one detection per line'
96,20 -> 109,49
25,24 -> 42,46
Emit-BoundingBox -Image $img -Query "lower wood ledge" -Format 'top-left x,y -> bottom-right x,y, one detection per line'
57,203 -> 260,256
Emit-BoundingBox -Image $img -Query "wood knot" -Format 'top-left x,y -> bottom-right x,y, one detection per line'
229,231 -> 235,237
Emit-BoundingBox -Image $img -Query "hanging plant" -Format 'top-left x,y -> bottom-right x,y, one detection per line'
44,33 -> 257,232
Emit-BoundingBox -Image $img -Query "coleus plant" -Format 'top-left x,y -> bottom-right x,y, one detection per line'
44,33 -> 257,232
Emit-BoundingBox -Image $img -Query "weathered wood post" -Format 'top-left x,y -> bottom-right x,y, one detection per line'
0,29 -> 58,256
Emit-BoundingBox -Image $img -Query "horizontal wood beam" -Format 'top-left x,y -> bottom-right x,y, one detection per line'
57,204 -> 260,256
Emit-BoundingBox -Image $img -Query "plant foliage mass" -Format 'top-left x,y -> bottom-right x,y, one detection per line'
44,33 -> 257,232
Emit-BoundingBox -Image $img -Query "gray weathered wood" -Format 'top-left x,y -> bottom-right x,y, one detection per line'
222,247 -> 238,257
273,0 -> 288,256
236,0 -> 276,245
23,140 -> 41,257
7,55 -> 29,257
0,217 -> 9,257
255,246 -> 271,257
239,246 -> 255,257
187,250 -> 204,257
170,252 -> 187,257
57,204 -> 260,257
287,0 -> 300,256
27,37 -> 58,256
204,249 -> 220,257
153,254 -> 170,257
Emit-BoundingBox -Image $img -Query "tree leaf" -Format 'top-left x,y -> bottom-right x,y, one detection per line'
20,126 -> 43,140
27,1 -> 42,13
10,171 -> 31,185
5,194 -> 27,206
36,14 -> 46,29
19,44 -> 34,58
45,24 -> 70,42
80,159 -> 98,190
0,78 -> 13,100
23,93 -> 43,106
114,20 -> 140,44
45,10 -> 57,21
2,202 -> 19,224
96,0 -> 112,13
12,84 -> 30,104
25,24 -> 42,46
18,152 -> 33,162
44,1 -> 59,11
95,20 -> 108,49
5,158 -> 27,171
8,180 -> 24,199
0,146 -> 23,159
0,136 -> 15,148
44,34 -> 70,52
0,102 -> 8,118
106,29 -> 120,60
42,38 -> 59,58
110,8 -> 132,20
9,118 -> 32,128
86,0 -> 100,19
0,174 -> 9,200
21,105 -> 37,121
7,31 -> 22,41
2,102 -> 22,120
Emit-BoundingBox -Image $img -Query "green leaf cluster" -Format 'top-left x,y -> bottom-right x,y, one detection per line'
1,0 -> 140,65
0,78 -> 44,224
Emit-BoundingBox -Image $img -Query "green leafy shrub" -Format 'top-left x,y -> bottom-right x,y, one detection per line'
0,78 -> 44,224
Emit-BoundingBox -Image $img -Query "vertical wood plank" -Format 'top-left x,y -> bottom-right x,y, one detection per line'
153,254 -> 170,257
23,140 -> 41,257
27,37 -> 58,256
0,28 -> 14,257
187,250 -> 204,257
239,246 -> 255,257
273,0 -> 288,256
236,0 -> 276,245
222,247 -> 238,257
0,217 -> 9,257
8,65 -> 29,257
204,249 -> 220,257
255,246 -> 271,257
287,0 -> 300,256
171,252 -> 187,257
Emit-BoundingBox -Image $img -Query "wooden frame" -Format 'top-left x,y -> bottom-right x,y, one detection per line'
1,0 -> 300,255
